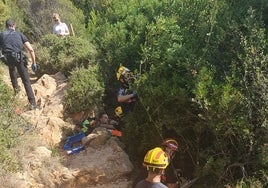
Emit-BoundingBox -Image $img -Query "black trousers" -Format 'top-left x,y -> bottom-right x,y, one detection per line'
7,59 -> 36,105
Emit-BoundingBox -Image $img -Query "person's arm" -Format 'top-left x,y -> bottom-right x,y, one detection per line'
109,119 -> 119,126
24,41 -> 35,64
63,23 -> 70,36
99,123 -> 115,129
118,94 -> 134,103
117,88 -> 137,102
52,25 -> 56,34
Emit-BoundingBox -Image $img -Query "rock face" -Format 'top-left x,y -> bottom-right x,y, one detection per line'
1,71 -> 134,188
61,137 -> 133,188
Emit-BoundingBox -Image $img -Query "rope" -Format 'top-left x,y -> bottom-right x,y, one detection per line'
137,91 -> 164,141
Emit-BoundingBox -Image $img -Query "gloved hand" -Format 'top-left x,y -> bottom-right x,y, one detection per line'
131,90 -> 138,98
31,63 -> 38,73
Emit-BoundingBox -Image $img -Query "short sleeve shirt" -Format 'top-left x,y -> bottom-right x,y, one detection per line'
117,86 -> 137,113
135,180 -> 167,188
53,23 -> 69,35
0,29 -> 28,53
117,87 -> 136,102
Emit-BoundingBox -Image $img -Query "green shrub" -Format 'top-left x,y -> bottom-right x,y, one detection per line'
0,80 -> 13,108
84,0 -> 268,187
64,65 -> 105,114
0,76 -> 22,174
35,34 -> 97,76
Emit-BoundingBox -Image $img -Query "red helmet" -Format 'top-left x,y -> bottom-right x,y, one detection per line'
162,138 -> 179,151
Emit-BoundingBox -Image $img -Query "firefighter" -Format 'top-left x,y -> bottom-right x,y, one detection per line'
135,147 -> 169,188
116,65 -> 138,114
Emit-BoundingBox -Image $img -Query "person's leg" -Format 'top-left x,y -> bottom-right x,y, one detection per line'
8,65 -> 20,92
16,62 -> 36,106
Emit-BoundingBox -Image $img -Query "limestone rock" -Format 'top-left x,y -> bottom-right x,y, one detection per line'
0,71 -> 134,188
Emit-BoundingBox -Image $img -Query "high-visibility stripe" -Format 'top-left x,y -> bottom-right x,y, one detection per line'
155,150 -> 164,159
143,162 -> 166,168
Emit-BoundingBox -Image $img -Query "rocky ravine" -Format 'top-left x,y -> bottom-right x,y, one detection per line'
0,65 -> 134,188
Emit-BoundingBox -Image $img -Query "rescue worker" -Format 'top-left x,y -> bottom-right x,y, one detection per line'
111,106 -> 123,131
133,138 -> 180,188
161,138 -> 180,188
135,147 -> 169,188
0,19 -> 37,110
116,65 -> 138,114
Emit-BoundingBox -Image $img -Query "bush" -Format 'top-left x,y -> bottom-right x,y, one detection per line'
35,34 -> 97,76
0,73 -> 24,175
63,65 -> 105,114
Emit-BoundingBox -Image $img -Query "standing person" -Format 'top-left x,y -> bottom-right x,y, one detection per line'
133,138 -> 180,188
116,65 -> 138,114
135,147 -> 169,188
52,13 -> 70,37
161,138 -> 180,188
0,19 -> 37,110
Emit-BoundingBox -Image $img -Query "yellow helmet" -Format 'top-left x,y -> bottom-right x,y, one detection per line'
143,147 -> 169,169
115,106 -> 123,117
116,65 -> 130,80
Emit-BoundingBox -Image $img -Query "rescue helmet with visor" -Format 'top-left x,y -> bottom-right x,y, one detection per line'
161,138 -> 179,158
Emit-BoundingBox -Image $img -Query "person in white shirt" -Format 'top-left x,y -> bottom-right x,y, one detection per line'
52,13 -> 70,37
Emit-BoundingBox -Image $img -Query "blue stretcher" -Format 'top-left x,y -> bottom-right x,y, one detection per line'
63,132 -> 86,154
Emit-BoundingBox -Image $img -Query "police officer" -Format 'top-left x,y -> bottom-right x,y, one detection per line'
0,19 -> 38,109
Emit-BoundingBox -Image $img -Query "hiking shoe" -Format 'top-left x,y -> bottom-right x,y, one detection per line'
29,103 -> 37,110
14,87 -> 21,94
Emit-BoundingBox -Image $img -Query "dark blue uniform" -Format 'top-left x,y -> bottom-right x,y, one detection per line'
0,28 -> 36,106
117,85 -> 137,114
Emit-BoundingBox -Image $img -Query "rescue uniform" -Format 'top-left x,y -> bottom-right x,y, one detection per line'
133,164 -> 178,187
117,85 -> 137,114
0,28 -> 36,106
164,164 -> 178,185
135,180 -> 167,188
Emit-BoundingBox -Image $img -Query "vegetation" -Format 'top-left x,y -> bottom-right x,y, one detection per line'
75,0 -> 268,187
64,65 -> 105,113
0,68 -> 24,175
35,34 -> 97,76
0,0 -> 267,187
